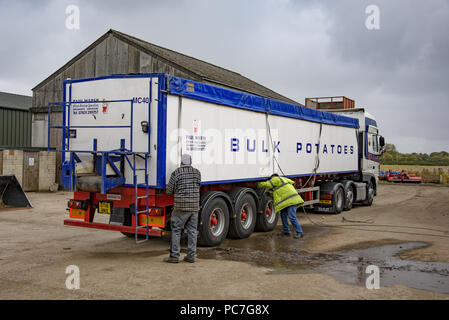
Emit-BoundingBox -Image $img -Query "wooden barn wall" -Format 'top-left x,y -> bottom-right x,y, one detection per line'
33,34 -> 200,110
32,34 -> 204,186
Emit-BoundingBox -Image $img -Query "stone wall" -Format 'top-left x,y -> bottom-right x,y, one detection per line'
1,150 -> 24,186
0,150 -> 56,191
38,151 -> 57,191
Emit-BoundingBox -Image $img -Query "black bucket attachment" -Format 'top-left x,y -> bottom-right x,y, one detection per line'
0,175 -> 32,208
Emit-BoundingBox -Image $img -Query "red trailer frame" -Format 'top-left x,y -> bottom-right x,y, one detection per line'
64,173 -> 353,238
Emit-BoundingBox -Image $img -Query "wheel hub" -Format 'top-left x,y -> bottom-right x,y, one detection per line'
210,215 -> 218,226
266,207 -> 272,216
241,210 -> 248,221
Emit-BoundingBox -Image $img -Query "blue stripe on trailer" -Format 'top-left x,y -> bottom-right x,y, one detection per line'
123,169 -> 359,188
168,76 -> 360,129
156,74 -> 168,189
201,170 -> 359,185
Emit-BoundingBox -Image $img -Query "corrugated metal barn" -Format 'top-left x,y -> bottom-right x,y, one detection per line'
0,91 -> 32,148
31,29 -> 300,184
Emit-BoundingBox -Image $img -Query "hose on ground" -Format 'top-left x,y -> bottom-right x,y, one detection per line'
300,206 -> 449,238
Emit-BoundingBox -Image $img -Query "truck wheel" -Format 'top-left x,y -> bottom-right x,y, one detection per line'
332,186 -> 345,214
228,193 -> 257,239
343,185 -> 354,211
255,195 -> 278,232
198,197 -> 230,246
363,182 -> 374,206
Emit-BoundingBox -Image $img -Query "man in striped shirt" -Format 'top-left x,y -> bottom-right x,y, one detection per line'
164,154 -> 201,263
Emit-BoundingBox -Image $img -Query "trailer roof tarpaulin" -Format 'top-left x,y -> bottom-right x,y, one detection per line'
168,76 -> 359,129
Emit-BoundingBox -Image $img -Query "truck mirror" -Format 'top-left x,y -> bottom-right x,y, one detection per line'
379,136 -> 385,147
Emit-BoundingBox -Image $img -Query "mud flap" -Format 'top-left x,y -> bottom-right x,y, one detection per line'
0,175 -> 32,208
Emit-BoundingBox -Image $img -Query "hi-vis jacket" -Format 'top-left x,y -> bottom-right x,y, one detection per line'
257,176 -> 304,212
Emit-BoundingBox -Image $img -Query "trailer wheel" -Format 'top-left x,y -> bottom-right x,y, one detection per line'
255,195 -> 278,232
228,193 -> 257,239
332,186 -> 345,214
343,185 -> 354,211
198,197 -> 230,246
362,181 -> 374,206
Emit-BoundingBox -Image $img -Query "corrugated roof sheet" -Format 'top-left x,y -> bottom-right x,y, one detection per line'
0,92 -> 32,111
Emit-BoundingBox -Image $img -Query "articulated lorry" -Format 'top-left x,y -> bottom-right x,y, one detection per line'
54,73 -> 385,246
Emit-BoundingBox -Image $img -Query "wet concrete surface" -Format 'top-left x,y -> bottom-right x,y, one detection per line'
198,226 -> 449,294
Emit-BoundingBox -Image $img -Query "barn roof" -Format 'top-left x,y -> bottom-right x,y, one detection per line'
33,29 -> 300,105
0,91 -> 32,111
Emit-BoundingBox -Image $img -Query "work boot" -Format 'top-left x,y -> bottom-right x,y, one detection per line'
164,256 -> 179,263
183,256 -> 195,263
294,233 -> 304,239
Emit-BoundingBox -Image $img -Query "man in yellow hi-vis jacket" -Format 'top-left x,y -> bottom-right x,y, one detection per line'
257,174 -> 305,238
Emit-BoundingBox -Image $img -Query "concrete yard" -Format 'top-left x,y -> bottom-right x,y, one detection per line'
0,183 -> 448,299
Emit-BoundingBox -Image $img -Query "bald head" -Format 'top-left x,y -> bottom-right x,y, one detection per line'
181,154 -> 192,166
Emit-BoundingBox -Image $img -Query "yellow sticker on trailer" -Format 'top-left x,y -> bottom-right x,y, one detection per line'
319,200 -> 332,205
98,202 -> 111,214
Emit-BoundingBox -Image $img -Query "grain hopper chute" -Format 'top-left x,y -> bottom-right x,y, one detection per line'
0,175 -> 32,208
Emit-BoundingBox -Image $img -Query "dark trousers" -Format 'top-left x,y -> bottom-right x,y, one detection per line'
170,211 -> 198,259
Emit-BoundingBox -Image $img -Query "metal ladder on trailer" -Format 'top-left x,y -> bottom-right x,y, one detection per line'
49,90 -> 154,243
131,153 -> 151,243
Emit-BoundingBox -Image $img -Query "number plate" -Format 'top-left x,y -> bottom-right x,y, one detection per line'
98,201 -> 111,214
315,206 -> 331,212
319,199 -> 332,205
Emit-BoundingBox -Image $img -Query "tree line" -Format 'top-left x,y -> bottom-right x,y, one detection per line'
380,144 -> 449,166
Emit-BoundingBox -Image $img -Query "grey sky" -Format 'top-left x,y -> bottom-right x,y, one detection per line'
0,0 -> 448,153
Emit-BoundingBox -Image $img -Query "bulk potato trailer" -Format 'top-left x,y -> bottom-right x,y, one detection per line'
52,73 -> 385,245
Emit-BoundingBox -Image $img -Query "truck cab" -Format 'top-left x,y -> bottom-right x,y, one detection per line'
304,97 -> 385,201
324,108 -> 386,195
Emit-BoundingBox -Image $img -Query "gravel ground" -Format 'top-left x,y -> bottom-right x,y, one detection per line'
0,183 -> 448,299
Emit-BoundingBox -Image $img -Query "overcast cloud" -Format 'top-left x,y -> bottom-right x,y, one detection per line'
0,0 -> 448,153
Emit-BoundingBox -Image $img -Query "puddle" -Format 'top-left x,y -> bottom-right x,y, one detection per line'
198,228 -> 449,294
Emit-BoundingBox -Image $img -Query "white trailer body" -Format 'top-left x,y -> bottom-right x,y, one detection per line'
63,74 -> 360,188
166,95 -> 359,184
60,74 -> 384,245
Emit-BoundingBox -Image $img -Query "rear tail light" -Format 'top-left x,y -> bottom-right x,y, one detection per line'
137,208 -> 164,225
151,208 -> 163,216
67,200 -> 89,210
320,194 -> 333,200
138,214 -> 148,226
